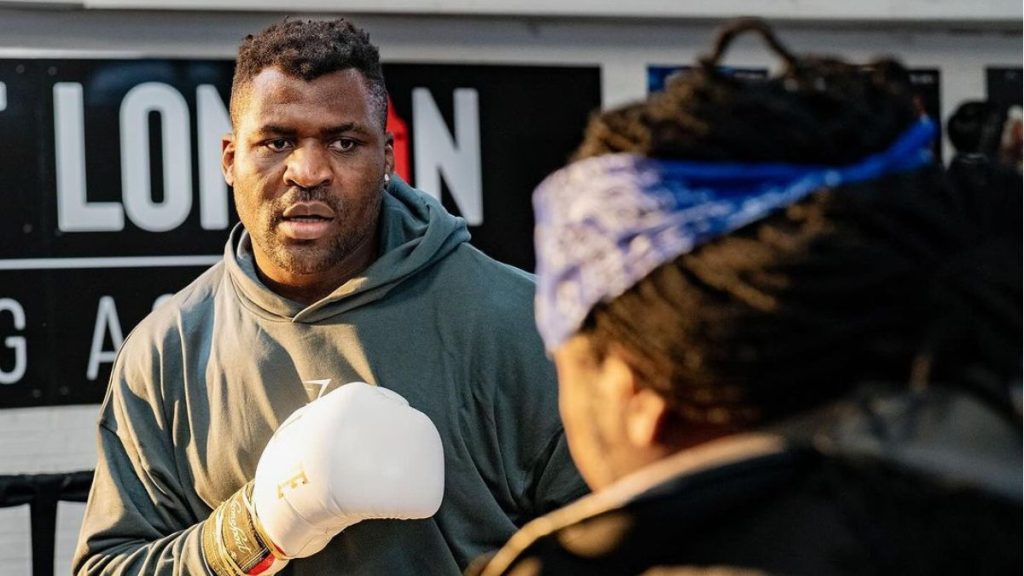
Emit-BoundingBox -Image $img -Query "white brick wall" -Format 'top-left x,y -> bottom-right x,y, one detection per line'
0,502 -> 87,576
0,405 -> 99,576
0,405 -> 100,475
0,506 -> 31,576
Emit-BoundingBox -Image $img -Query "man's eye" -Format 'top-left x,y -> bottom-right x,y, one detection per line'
265,138 -> 291,152
331,138 -> 357,152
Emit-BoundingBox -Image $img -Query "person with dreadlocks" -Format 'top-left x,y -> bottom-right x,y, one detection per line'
471,19 -> 1022,576
73,17 -> 586,576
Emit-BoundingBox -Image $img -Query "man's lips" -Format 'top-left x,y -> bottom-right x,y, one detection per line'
282,201 -> 335,219
279,201 -> 335,240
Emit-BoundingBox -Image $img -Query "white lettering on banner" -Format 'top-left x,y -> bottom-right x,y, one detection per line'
55,82 -> 125,232
197,85 -> 231,230
412,88 -> 483,225
54,83 -> 233,233
87,296 -> 124,381
121,82 -> 193,232
0,298 -> 27,385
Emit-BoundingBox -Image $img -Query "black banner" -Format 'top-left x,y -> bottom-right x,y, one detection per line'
906,68 -> 943,160
986,67 -> 1023,109
0,59 -> 601,407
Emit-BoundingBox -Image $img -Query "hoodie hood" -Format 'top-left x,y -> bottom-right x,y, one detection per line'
225,176 -> 470,322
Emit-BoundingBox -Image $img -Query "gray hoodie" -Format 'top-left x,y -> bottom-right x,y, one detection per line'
73,180 -> 587,575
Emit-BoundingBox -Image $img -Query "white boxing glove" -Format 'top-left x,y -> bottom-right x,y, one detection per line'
253,381 -> 445,557
202,382 -> 444,575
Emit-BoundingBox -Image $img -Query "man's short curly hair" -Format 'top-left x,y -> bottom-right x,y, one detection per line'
230,18 -> 387,128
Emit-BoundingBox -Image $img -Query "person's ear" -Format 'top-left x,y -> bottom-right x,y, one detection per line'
599,351 -> 669,449
625,388 -> 669,449
221,133 -> 236,187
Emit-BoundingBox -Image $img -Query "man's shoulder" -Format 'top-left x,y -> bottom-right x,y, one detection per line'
118,260 -> 227,356
420,243 -> 545,349
433,243 -> 536,311
99,260 -> 228,427
406,243 -> 551,380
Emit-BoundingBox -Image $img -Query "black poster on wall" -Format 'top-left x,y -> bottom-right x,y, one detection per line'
907,69 -> 943,160
986,67 -> 1023,109
0,58 -> 601,407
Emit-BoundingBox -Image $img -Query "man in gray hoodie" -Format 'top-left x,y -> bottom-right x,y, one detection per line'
73,18 -> 586,576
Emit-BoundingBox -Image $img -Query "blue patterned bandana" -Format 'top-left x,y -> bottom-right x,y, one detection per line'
534,118 -> 937,351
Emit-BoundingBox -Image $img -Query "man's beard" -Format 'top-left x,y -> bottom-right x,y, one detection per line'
263,233 -> 355,276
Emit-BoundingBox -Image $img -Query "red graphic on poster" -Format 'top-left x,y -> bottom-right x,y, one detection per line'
386,95 -> 411,183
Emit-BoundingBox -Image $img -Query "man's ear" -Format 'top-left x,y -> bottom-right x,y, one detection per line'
384,132 -> 395,176
221,133 -> 236,187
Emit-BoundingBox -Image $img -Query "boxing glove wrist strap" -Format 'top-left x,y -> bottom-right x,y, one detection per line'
202,482 -> 288,576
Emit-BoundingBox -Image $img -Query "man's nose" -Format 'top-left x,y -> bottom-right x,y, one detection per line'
284,143 -> 332,189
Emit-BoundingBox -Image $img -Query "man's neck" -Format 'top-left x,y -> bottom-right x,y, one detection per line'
256,270 -> 346,306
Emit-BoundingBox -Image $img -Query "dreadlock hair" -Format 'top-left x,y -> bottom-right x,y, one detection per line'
230,18 -> 387,128
574,19 -> 1022,429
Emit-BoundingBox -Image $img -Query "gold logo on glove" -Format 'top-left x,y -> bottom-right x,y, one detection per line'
277,469 -> 309,499
226,499 -> 254,556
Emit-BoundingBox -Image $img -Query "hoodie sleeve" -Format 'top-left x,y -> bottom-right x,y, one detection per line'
73,338 -> 212,575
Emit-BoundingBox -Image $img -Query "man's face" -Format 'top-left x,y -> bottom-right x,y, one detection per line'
223,67 -> 393,289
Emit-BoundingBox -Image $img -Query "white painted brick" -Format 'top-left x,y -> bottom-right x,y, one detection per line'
56,502 -> 86,575
0,506 -> 32,576
0,502 -> 87,576
0,406 -> 100,575
0,405 -> 100,475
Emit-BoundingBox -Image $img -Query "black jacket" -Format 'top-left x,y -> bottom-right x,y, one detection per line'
471,385 -> 1022,576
